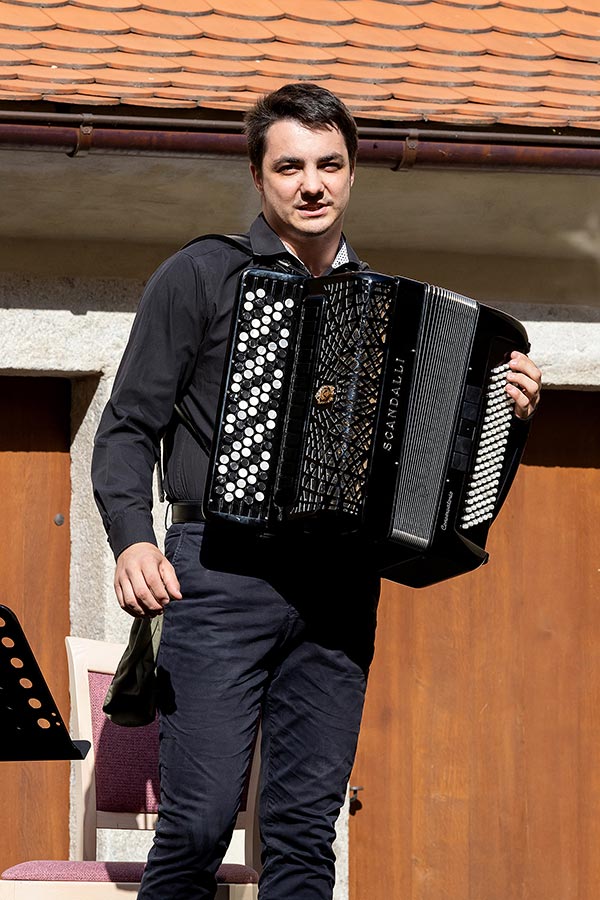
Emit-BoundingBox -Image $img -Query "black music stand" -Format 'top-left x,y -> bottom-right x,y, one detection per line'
0,605 -> 89,761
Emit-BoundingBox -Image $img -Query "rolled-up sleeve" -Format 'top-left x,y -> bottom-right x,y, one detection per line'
92,251 -> 207,559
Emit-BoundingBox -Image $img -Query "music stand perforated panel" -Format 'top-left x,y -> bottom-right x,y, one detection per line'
0,605 -> 89,761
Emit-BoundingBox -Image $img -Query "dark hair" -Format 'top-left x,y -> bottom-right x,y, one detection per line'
244,82 -> 358,172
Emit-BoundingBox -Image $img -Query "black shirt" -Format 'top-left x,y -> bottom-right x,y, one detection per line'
92,215 -> 367,559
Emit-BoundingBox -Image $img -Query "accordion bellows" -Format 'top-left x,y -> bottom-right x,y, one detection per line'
204,268 -> 530,587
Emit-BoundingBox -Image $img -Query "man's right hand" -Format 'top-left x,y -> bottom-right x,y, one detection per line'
114,542 -> 182,618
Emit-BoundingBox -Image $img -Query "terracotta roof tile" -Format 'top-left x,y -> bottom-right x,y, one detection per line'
322,77 -> 394,98
0,78 -> 76,92
0,87 -> 43,99
198,12 -> 274,41
434,0 -> 498,7
0,47 -> 29,63
399,49 -> 482,70
43,90 -> 114,101
401,65 -> 476,86
169,70 -> 247,89
391,80 -> 466,103
115,9 -> 202,36
332,61 -> 411,82
501,0 -> 567,10
0,2 -> 55,29
95,67 -> 171,84
545,73 -> 600,93
243,73 -> 301,91
541,32 -> 600,60
0,0 -> 598,131
76,80 -> 155,94
463,84 -> 544,105
40,27 -> 117,51
261,42 -> 335,62
413,27 -> 488,54
14,0 -> 68,7
100,49 -> 183,69
154,85 -> 220,98
567,0 -> 600,13
17,63 -> 96,81
103,30 -> 188,52
479,7 -> 561,36
178,54 -> 256,74
0,27 -> 41,48
254,58 -> 331,80
273,1 -> 353,27
415,3 -> 493,34
264,17 -> 347,46
27,46 -> 106,68
541,90 -> 600,108
471,30 -> 555,57
128,96 -> 196,104
71,0 -> 142,10
48,6 -> 131,32
476,53 -> 579,75
546,55 -> 600,77
141,0 -> 211,13
332,22 -> 419,50
474,70 -> 545,90
210,0 -> 282,18
337,0 -> 423,29
502,0 -> 569,13
333,44 -> 408,65
551,8 -> 600,36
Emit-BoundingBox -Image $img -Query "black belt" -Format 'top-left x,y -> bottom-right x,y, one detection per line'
171,502 -> 205,524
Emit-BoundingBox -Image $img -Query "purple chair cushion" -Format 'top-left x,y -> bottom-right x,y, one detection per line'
88,671 -> 160,813
2,861 -> 258,885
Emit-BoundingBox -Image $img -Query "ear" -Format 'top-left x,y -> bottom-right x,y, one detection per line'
250,163 -> 263,194
350,165 -> 355,188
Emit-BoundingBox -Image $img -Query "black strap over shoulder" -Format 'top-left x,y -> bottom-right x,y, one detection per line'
181,233 -> 254,255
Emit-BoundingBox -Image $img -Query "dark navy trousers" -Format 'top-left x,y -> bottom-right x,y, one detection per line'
137,521 -> 380,900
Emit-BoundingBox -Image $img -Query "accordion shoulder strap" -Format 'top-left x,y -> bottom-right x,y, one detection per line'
180,232 -> 254,255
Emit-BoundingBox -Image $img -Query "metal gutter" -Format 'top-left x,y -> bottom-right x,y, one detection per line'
1,109 -> 600,147
0,112 -> 599,172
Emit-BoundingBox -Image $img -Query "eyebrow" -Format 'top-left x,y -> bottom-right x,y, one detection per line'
271,153 -> 346,167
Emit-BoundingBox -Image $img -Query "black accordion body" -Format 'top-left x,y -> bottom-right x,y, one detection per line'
204,268 -> 530,587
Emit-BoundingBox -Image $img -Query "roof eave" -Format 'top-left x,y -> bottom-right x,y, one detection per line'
1,109 -> 599,174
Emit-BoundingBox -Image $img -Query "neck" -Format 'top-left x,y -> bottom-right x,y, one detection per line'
281,232 -> 342,277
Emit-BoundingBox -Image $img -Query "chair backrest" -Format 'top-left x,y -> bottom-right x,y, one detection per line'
65,636 -> 261,871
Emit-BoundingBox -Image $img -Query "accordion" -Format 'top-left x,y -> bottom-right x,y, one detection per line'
204,268 -> 530,587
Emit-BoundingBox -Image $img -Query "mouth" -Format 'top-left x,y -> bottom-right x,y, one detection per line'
297,203 -> 330,216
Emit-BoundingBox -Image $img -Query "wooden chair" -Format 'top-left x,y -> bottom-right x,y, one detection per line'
0,636 -> 261,899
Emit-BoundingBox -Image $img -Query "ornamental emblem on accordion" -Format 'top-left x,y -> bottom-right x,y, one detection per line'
205,268 -> 531,588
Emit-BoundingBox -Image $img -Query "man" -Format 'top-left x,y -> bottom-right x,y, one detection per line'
92,83 -> 541,900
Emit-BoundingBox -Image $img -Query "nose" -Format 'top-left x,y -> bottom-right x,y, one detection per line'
301,165 -> 324,197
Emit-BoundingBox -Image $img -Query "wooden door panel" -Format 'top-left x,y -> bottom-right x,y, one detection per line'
0,377 -> 71,871
350,391 -> 600,900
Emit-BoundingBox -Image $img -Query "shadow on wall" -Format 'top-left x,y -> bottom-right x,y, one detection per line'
522,389 -> 600,469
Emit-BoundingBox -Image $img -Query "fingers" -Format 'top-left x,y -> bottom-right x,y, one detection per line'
506,351 -> 542,420
114,542 -> 182,618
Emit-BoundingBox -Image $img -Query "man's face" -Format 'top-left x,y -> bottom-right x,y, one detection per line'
250,118 -> 355,249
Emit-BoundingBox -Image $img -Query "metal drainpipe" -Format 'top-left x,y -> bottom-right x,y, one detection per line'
0,120 -> 599,173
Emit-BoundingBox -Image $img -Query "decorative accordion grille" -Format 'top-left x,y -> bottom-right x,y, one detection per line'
460,362 -> 515,529
291,276 -> 395,518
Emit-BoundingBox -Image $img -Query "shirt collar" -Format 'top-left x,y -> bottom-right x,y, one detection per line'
248,214 -> 364,271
